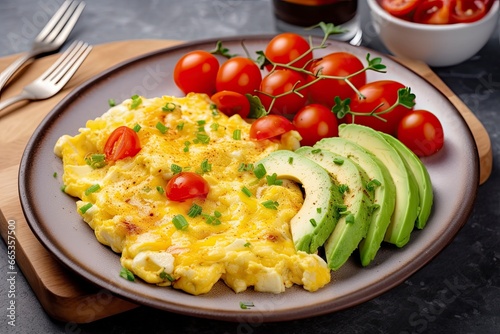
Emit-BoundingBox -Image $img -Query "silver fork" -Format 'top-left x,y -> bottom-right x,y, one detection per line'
0,0 -> 86,93
0,41 -> 92,118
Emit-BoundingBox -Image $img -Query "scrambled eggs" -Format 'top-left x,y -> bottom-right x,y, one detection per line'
54,93 -> 331,295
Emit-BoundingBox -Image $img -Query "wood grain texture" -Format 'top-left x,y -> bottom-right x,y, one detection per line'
0,40 -> 491,323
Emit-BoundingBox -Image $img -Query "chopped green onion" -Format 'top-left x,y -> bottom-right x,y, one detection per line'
183,141 -> 191,152
156,186 -> 165,195
310,218 -> 317,227
171,164 -> 182,174
266,173 -> 283,186
197,120 -> 206,126
79,203 -> 93,214
195,132 -> 210,144
187,203 -> 203,218
333,157 -> 344,165
119,267 -> 135,281
288,156 -> 294,164
311,149 -> 322,154
202,212 -> 222,225
200,159 -> 212,173
214,210 -> 222,218
108,98 -> 116,107
345,213 -> 355,224
172,214 -> 189,230
366,179 -> 382,191
160,271 -> 175,281
317,207 -> 322,214
210,122 -> 220,131
238,163 -> 254,172
233,129 -> 241,140
369,204 -> 381,213
244,242 -> 251,248
53,172 -> 57,178
240,301 -> 254,309
162,102 -> 176,112
241,186 -> 252,197
132,124 -> 141,132
85,153 -> 106,169
60,185 -> 67,193
130,95 -> 142,109
156,122 -> 168,134
261,200 -> 279,210
142,186 -> 152,192
253,163 -> 267,179
84,184 -> 101,196
176,122 -> 185,131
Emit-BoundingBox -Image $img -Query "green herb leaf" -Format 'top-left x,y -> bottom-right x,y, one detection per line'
397,87 -> 416,109
331,97 -> 352,119
210,40 -> 237,59
246,94 -> 268,119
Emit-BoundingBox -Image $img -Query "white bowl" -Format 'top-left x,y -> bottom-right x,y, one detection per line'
367,0 -> 499,67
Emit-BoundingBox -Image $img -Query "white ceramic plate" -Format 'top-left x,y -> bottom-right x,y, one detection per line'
19,36 -> 479,322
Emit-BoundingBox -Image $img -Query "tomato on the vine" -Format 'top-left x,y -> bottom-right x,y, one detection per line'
173,50 -> 219,95
216,57 -> 262,95
211,90 -> 250,118
307,52 -> 366,108
380,0 -> 421,17
258,69 -> 308,116
249,114 -> 296,140
264,32 -> 313,71
344,80 -> 413,135
104,126 -> 141,162
397,109 -> 444,157
292,104 -> 338,146
165,172 -> 210,202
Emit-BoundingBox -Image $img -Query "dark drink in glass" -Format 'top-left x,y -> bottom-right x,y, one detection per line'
272,0 -> 361,44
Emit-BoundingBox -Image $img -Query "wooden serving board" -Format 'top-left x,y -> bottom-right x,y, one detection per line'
0,39 -> 492,323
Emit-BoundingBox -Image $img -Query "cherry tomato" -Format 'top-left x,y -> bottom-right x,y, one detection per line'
381,0 -> 422,17
173,50 -> 219,95
211,90 -> 250,118
307,52 -> 366,108
397,109 -> 444,157
345,80 -> 413,135
216,57 -> 262,95
104,126 -> 141,162
264,32 -> 313,70
165,172 -> 210,202
292,104 -> 338,146
249,114 -> 296,140
258,69 -> 308,116
450,0 -> 488,23
413,0 -> 451,24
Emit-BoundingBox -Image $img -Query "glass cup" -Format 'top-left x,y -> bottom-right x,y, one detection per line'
272,0 -> 362,45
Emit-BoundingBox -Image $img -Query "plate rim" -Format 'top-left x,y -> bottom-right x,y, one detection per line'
18,35 -> 480,322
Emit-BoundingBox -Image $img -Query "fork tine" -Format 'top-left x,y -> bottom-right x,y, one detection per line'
39,40 -> 82,81
44,1 -> 86,45
35,1 -> 73,43
47,42 -> 92,86
54,43 -> 92,86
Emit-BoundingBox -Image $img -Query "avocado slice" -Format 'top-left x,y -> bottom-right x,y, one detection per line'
314,137 -> 396,266
381,133 -> 433,229
296,146 -> 373,270
256,150 -> 342,254
339,123 -> 419,248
